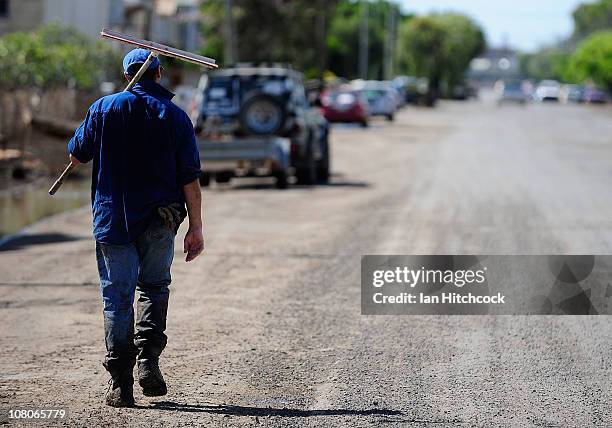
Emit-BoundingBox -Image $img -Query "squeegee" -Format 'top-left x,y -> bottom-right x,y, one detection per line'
48,29 -> 218,195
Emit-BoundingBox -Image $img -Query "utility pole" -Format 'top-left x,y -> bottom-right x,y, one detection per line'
384,4 -> 397,80
224,0 -> 237,64
359,0 -> 369,79
315,0 -> 330,79
142,0 -> 154,40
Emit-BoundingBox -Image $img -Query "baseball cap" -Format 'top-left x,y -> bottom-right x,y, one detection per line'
122,48 -> 161,75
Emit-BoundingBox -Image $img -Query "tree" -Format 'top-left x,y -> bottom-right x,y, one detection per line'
398,13 -> 484,96
434,13 -> 485,92
327,0 -> 403,80
200,1 -> 225,65
201,0 -> 339,78
566,31 -> 612,91
513,0 -> 612,84
572,0 -> 612,39
397,16 -> 447,93
326,1 -> 362,79
201,0 -> 406,80
519,48 -> 571,82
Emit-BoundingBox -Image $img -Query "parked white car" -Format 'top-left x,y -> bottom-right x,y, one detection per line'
535,80 -> 561,102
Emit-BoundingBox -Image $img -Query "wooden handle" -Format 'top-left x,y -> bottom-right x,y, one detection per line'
48,162 -> 76,195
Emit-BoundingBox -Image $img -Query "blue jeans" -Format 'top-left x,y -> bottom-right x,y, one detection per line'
96,217 -> 175,373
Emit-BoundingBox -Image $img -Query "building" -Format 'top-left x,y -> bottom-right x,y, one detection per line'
117,0 -> 201,51
0,0 -> 110,39
0,0 -> 201,51
468,47 -> 521,87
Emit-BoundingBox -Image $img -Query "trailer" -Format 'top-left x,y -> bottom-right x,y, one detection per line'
198,136 -> 291,189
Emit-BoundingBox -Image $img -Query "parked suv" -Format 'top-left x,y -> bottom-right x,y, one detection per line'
195,66 -> 330,186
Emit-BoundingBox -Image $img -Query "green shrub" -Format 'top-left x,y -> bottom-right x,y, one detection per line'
567,31 -> 612,90
0,23 -> 122,90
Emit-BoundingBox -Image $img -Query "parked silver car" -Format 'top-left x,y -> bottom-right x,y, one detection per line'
350,80 -> 398,121
494,79 -> 530,104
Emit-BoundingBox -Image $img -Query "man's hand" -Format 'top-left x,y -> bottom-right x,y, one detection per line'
69,154 -> 80,166
184,226 -> 204,262
182,179 -> 203,262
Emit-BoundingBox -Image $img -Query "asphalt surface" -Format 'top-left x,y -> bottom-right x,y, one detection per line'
1,99 -> 611,427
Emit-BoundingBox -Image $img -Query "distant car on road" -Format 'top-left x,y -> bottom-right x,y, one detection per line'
391,77 -> 408,108
561,84 -> 608,104
392,75 -> 430,105
494,79 -> 530,104
352,80 -> 398,121
535,80 -> 561,102
583,87 -> 608,104
561,84 -> 586,103
321,88 -> 370,127
385,82 -> 403,109
449,81 -> 478,100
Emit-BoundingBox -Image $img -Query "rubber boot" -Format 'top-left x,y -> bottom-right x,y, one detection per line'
105,368 -> 135,407
138,359 -> 167,396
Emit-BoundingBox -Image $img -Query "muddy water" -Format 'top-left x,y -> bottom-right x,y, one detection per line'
0,178 -> 91,239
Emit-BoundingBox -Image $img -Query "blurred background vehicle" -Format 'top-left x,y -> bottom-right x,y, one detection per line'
195,65 -> 330,188
321,87 -> 370,127
390,77 -> 408,108
448,81 -> 479,100
386,82 -> 403,109
583,86 -> 609,104
494,79 -> 530,104
172,85 -> 200,125
560,84 -> 608,104
392,76 -> 431,106
351,80 -> 398,121
534,80 -> 561,102
560,84 -> 586,103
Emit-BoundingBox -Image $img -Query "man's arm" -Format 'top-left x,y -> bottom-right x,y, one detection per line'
183,179 -> 204,262
176,111 -> 204,262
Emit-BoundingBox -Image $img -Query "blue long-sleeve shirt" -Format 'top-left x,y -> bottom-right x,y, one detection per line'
68,80 -> 201,245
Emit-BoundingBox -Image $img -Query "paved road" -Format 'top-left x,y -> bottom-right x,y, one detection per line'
1,100 -> 611,427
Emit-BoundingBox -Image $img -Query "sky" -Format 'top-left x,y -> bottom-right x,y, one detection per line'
398,0 -> 586,52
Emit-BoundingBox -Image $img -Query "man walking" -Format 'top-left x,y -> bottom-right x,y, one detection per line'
67,49 -> 204,407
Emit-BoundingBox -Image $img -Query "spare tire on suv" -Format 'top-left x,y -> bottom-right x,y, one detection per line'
239,93 -> 287,135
